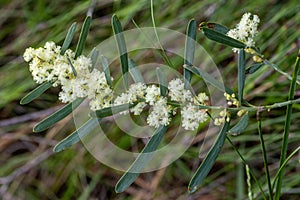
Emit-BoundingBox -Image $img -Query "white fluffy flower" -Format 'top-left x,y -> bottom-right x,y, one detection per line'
128,82 -> 146,103
227,13 -> 260,52
193,92 -> 209,105
147,98 -> 171,128
130,102 -> 147,115
181,103 -> 208,131
168,78 -> 192,103
145,85 -> 160,105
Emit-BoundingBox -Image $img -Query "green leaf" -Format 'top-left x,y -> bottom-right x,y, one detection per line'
75,16 -> 91,58
238,49 -> 246,102
89,48 -> 99,72
188,121 -> 230,193
184,65 -> 233,94
20,82 -> 52,105
246,63 -> 263,74
67,57 -> 77,77
112,14 -> 129,89
53,118 -> 99,152
129,59 -> 145,83
228,113 -> 249,135
91,103 -> 137,118
184,19 -> 197,88
204,22 -> 229,34
100,55 -> 112,87
34,98 -> 84,132
115,125 -> 168,193
156,68 -> 167,97
60,22 -> 77,55
201,27 -> 245,49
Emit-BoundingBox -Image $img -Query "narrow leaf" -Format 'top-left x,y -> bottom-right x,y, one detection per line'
206,22 -> 230,34
246,63 -> 263,74
60,22 -> 77,55
129,59 -> 145,83
53,118 -> 99,152
112,14 -> 129,89
89,48 -> 99,72
188,121 -> 230,193
184,65 -> 233,94
184,19 -> 197,88
228,113 -> 249,135
20,82 -> 52,105
238,49 -> 246,102
67,57 -> 77,77
156,68 -> 167,96
100,55 -> 112,86
34,98 -> 84,132
92,103 -> 137,118
202,27 -> 245,49
115,125 -> 168,193
75,16 -> 91,58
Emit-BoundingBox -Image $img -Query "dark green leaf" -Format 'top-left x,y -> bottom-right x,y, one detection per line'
115,125 -> 168,193
75,16 -> 91,58
202,27 -> 245,49
89,48 -> 99,72
228,113 -> 249,135
34,98 -> 84,132
246,63 -> 263,74
53,118 -> 99,152
238,49 -> 246,102
60,22 -> 77,55
20,82 -> 52,105
184,65 -> 233,94
156,68 -> 167,97
184,19 -> 197,88
188,121 -> 230,193
67,57 -> 77,77
100,55 -> 112,86
129,59 -> 145,83
205,22 -> 229,34
92,103 -> 137,118
112,14 -> 129,89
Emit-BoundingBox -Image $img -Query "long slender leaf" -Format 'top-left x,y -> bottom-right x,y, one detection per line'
246,63 -> 263,74
100,55 -> 112,87
53,118 -> 99,152
20,82 -> 53,105
188,121 -> 230,193
112,14 -> 129,89
156,68 -> 167,96
129,59 -> 145,83
92,103 -> 137,118
202,27 -> 245,49
75,16 -> 91,58
205,22 -> 230,34
60,22 -> 77,55
228,113 -> 249,135
238,49 -> 246,102
184,65 -> 232,94
89,47 -> 99,72
67,57 -> 77,77
34,98 -> 84,132
184,19 -> 197,88
115,125 -> 168,193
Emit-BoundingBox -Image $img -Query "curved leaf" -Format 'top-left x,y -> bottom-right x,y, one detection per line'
228,113 -> 249,135
89,48 -> 99,73
115,125 -> 168,193
246,63 -> 263,74
188,121 -> 230,193
20,82 -> 52,105
91,103 -> 137,118
100,55 -> 112,86
61,22 -> 77,55
75,16 -> 91,58
34,98 -> 84,132
206,22 -> 229,34
129,59 -> 145,83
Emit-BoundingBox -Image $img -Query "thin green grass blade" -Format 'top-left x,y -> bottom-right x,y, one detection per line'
115,125 -> 168,193
201,27 -> 245,49
75,16 -> 91,58
53,118 -> 99,152
60,22 -> 77,55
92,103 -> 137,118
129,59 -> 145,83
188,121 -> 230,193
246,63 -> 263,74
33,98 -> 84,132
156,67 -> 167,96
238,49 -> 246,102
228,113 -> 249,135
20,82 -> 52,105
89,47 -> 99,72
184,65 -> 232,94
112,14 -> 129,89
184,19 -> 197,88
100,55 -> 112,87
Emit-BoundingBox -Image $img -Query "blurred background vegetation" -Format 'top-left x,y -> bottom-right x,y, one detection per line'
0,0 -> 299,199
